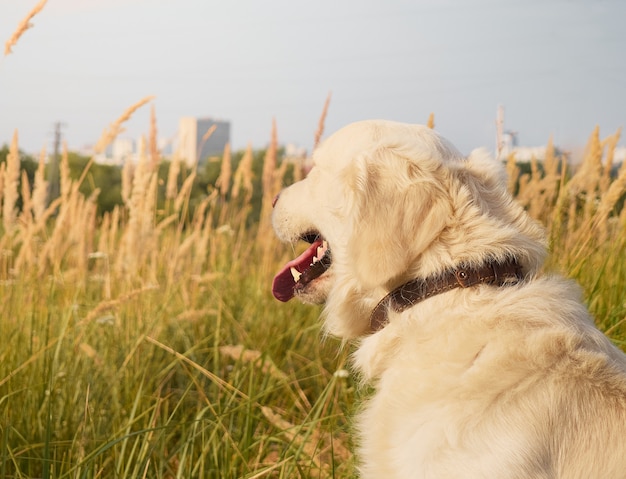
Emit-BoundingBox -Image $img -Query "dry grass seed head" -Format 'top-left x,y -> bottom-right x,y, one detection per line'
581,125 -> 604,194
93,96 -> 155,154
600,128 -> 622,193
313,92 -> 332,151
2,130 -> 21,235
19,170 -> 33,225
97,213 -> 111,254
143,173 -> 158,239
232,142 -> 254,201
594,156 -> 626,242
4,0 -> 48,56
120,140 -> 151,273
60,141 -> 72,199
195,124 -> 217,169
108,205 -> 120,257
257,120 -> 280,243
149,103 -> 160,171
505,152 -> 519,195
543,136 -> 557,176
262,118 -> 278,200
165,151 -> 181,201
174,172 -> 196,214
216,142 -> 232,198
121,159 -> 134,205
427,112 -> 435,129
32,147 -> 48,223
0,162 -> 5,209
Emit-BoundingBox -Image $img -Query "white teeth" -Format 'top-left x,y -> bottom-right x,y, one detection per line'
290,267 -> 302,282
316,241 -> 328,260
312,256 -> 318,264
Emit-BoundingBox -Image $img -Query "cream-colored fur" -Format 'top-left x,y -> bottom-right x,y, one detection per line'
271,120 -> 626,478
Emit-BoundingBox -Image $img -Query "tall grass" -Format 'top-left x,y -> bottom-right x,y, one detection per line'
0,98 -> 359,478
512,126 -> 626,342
1,7 -> 625,475
1,105 -> 625,477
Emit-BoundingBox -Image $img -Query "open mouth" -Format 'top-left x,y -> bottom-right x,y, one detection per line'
272,231 -> 332,302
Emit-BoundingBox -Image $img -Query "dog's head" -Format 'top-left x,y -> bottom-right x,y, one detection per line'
272,120 -> 546,338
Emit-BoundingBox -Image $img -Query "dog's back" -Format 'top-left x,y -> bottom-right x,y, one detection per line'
354,275 -> 626,479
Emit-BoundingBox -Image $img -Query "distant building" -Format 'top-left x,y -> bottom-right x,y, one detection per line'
507,146 -> 552,162
496,105 -> 563,163
111,138 -> 135,165
499,130 -> 518,158
614,146 -> 626,166
91,138 -> 135,165
94,136 -> 175,165
178,117 -> 230,167
283,143 -> 307,162
158,137 -> 174,157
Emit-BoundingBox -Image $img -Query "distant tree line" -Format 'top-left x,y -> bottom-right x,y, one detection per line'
0,144 -> 295,226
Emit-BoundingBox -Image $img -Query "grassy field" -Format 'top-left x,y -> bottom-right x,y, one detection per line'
2,6 -> 626,476
0,118 -> 361,478
0,110 -> 625,478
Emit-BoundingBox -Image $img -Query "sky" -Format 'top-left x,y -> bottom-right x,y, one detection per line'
0,0 -> 624,158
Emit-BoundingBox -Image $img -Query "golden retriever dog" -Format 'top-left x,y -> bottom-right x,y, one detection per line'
271,120 -> 626,478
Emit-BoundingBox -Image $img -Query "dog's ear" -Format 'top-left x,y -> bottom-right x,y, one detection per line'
459,148 -> 547,274
346,149 -> 452,289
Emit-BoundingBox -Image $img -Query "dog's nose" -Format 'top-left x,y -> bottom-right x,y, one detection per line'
272,194 -> 280,208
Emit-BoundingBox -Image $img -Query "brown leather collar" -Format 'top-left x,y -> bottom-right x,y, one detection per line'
369,258 -> 523,332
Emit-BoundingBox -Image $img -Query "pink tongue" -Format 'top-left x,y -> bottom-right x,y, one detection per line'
272,240 -> 323,302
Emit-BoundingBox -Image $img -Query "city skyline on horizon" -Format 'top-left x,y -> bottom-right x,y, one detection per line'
1,0 -> 624,160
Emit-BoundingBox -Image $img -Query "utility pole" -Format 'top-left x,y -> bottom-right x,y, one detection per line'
48,122 -> 64,205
